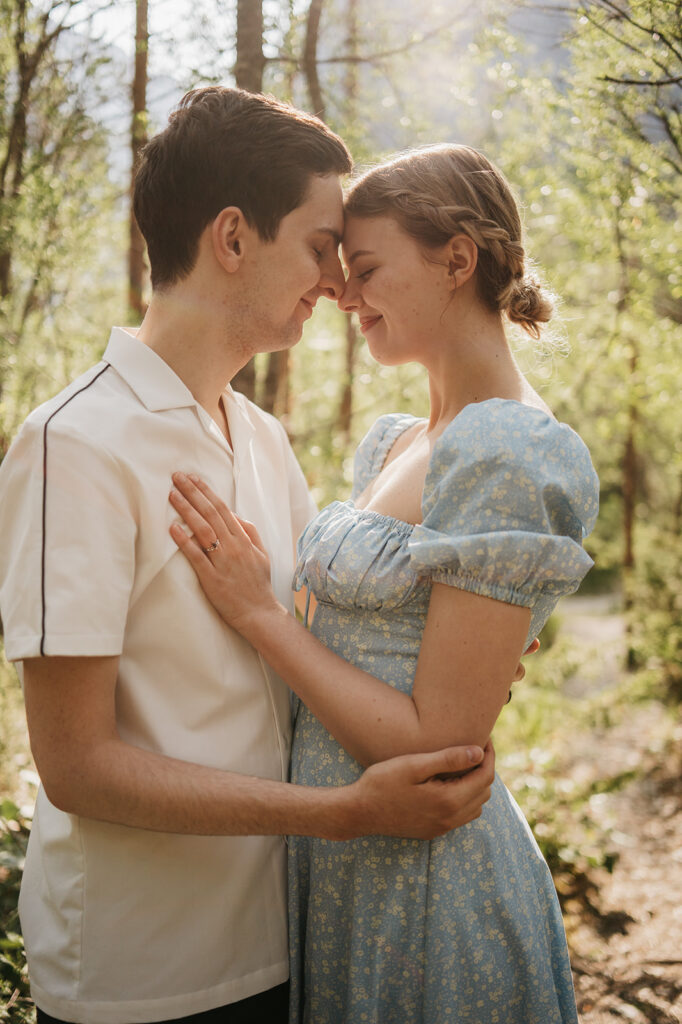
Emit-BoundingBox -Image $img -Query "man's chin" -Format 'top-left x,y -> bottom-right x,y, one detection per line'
280,324 -> 305,349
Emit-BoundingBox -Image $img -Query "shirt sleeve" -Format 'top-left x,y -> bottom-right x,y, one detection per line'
407,401 -> 599,624
0,414 -> 137,660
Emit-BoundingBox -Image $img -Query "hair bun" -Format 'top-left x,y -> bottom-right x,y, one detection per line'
506,278 -> 553,339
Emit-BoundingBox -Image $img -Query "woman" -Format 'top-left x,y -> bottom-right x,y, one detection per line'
169,144 -> 599,1023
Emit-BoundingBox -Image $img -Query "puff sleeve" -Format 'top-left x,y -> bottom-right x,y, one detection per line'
408,399 -> 599,643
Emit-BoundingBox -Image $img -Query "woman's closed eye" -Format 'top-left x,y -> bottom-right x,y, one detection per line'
356,267 -> 376,282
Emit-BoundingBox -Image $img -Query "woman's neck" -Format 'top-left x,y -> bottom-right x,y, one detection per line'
423,312 -> 526,433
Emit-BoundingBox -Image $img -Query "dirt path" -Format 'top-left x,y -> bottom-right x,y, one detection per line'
570,738 -> 682,1023
556,596 -> 682,1023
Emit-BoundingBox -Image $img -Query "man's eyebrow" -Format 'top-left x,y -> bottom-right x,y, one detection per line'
346,249 -> 374,266
315,227 -> 343,247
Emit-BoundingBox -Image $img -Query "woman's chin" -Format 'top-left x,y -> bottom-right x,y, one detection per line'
367,343 -> 410,368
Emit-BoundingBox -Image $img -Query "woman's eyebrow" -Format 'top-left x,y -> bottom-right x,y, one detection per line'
346,249 -> 374,266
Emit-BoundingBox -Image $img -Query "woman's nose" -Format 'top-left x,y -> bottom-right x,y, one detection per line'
337,278 -> 360,312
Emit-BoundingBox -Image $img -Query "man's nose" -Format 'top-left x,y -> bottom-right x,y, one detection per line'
318,253 -> 346,300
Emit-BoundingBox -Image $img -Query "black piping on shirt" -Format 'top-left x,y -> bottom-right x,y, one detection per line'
40,363 -> 112,655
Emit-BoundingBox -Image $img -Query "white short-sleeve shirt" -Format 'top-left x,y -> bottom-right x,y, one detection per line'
0,328 -> 317,1023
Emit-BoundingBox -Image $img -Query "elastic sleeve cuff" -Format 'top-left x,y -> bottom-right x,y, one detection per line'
429,569 -> 535,608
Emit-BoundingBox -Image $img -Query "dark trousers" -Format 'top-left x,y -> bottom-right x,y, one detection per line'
36,982 -> 289,1024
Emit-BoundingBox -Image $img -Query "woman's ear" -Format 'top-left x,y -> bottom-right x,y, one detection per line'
445,234 -> 478,290
212,207 -> 247,273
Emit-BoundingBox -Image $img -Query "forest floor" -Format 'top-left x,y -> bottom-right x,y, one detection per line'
2,595 -> 681,1023
557,596 -> 682,1024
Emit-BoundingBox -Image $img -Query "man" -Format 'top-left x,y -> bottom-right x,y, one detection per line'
0,88 -> 495,1024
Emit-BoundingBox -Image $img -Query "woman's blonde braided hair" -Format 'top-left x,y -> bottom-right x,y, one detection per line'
345,145 -> 553,339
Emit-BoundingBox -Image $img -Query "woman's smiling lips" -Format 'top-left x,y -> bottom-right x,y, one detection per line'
359,315 -> 382,332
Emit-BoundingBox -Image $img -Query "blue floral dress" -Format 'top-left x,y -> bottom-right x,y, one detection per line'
288,399 -> 599,1024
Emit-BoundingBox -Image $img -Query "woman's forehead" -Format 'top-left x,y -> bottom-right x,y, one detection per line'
341,214 -> 405,253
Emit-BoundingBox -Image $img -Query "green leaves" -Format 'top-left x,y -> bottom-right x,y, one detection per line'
0,0 -> 122,453
0,804 -> 31,1023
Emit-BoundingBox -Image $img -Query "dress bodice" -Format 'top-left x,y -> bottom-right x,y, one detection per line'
293,502 -> 425,613
294,400 -> 599,648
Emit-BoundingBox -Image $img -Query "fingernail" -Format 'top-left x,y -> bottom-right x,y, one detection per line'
174,472 -> 186,482
467,746 -> 483,763
188,474 -> 199,483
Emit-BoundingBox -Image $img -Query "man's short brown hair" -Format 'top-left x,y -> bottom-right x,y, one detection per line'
134,87 -> 352,289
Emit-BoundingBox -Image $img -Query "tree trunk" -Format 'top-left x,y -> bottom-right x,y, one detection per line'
128,0 -> 149,320
622,346 -> 637,583
0,70 -> 28,298
231,0 -> 265,401
262,349 -> 290,419
303,0 -> 325,118
261,0 -> 327,416
622,341 -> 638,669
0,1 -> 32,298
615,215 -> 638,667
235,0 -> 266,93
0,0 -> 80,299
335,0 -> 359,443
337,316 -> 358,443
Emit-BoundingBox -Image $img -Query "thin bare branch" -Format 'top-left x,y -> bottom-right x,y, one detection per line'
602,75 -> 682,86
589,0 -> 682,64
580,7 -> 681,86
271,17 -> 460,69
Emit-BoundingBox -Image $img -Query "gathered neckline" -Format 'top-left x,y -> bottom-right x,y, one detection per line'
345,500 -> 418,532
321,498 -> 417,533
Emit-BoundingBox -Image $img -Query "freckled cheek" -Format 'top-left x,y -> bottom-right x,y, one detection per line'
371,280 -> 403,311
402,280 -> 432,325
384,284 -> 420,324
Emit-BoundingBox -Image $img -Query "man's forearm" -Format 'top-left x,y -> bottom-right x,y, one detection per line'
41,734 -> 361,839
23,654 -> 493,841
39,733 -> 495,842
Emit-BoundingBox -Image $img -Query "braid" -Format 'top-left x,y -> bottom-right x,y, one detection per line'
346,145 -> 554,337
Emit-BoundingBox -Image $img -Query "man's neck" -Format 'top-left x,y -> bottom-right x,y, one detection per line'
136,289 -> 247,442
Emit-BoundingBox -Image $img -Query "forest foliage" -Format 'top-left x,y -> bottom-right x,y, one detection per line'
1,0 -> 680,637
0,1 -> 681,1017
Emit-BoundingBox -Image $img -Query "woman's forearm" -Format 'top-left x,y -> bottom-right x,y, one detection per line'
238,602 -> 449,765
237,584 -> 530,765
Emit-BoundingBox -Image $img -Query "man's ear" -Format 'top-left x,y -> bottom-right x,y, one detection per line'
212,207 -> 247,273
445,234 -> 478,290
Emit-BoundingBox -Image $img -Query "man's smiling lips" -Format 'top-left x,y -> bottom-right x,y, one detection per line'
359,315 -> 382,332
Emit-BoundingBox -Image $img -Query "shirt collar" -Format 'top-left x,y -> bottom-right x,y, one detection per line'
103,327 -> 256,439
104,328 -> 199,412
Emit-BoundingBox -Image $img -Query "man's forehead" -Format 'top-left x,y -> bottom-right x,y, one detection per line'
296,174 -> 344,235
